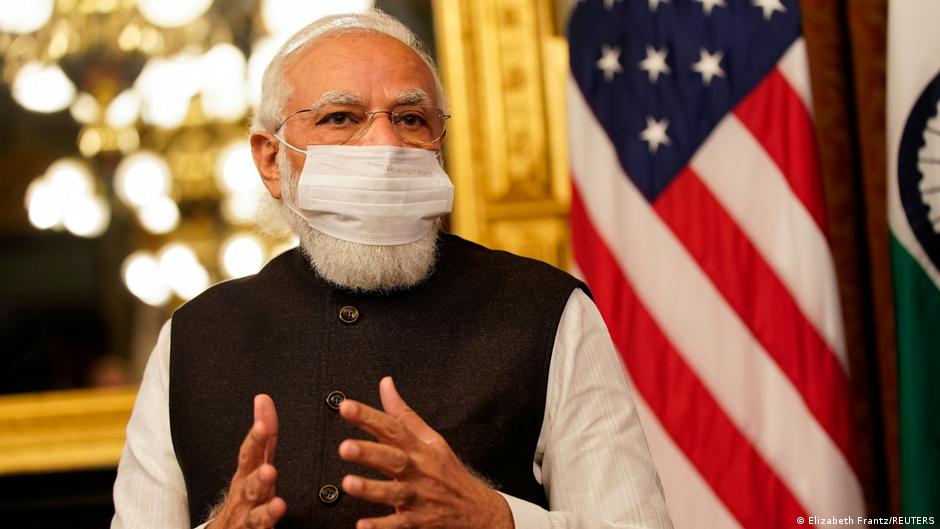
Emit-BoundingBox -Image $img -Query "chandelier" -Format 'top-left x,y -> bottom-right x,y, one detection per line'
6,0 -> 372,307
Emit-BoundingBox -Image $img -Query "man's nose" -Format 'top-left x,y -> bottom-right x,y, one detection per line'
355,112 -> 405,147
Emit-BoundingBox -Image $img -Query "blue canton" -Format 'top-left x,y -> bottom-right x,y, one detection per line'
568,0 -> 803,202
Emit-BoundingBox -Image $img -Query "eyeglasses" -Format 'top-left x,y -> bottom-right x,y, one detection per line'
274,104 -> 451,149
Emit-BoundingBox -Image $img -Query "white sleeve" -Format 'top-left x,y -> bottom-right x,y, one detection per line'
500,289 -> 673,529
111,320 -> 205,529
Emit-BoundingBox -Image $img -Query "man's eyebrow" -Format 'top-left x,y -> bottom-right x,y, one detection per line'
394,89 -> 432,106
311,91 -> 364,107
309,89 -> 433,108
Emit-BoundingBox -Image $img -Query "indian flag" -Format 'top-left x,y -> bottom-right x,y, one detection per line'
887,0 -> 940,519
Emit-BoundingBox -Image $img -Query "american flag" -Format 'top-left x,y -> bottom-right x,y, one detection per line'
567,1 -> 865,527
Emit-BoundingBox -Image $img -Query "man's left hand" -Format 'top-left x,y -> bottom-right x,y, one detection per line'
338,376 -> 514,529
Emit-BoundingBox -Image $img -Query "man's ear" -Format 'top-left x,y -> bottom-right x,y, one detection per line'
250,131 -> 282,199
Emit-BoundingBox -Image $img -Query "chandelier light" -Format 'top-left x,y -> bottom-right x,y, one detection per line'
8,0 -> 374,306
105,89 -> 142,129
221,233 -> 266,279
0,0 -> 54,34
12,62 -> 77,113
25,179 -> 61,231
62,195 -> 110,238
122,251 -> 173,307
114,151 -> 173,208
25,158 -> 109,237
70,92 -> 102,125
261,0 -> 372,39
157,243 -> 209,301
137,196 -> 181,235
137,0 -> 214,29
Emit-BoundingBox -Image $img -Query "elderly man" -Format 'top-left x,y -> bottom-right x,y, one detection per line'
111,10 -> 672,529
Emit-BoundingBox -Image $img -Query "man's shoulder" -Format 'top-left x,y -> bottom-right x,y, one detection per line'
172,248 -> 301,318
440,232 -> 547,270
439,232 -> 587,293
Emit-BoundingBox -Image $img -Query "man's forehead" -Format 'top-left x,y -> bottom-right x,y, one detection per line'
291,31 -> 429,75
285,31 -> 437,107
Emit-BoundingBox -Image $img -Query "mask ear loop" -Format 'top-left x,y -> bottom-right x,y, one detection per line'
273,132 -> 306,155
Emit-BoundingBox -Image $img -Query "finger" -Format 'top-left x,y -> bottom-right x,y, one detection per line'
338,439 -> 410,477
354,512 -> 411,529
238,463 -> 277,505
254,394 -> 278,463
235,419 -> 271,478
244,496 -> 287,529
342,475 -> 416,509
379,377 -> 438,444
339,399 -> 414,448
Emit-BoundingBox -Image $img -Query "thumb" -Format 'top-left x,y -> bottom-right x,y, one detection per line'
379,377 -> 436,443
379,376 -> 408,417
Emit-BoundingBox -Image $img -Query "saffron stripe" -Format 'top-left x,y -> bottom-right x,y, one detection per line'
653,166 -> 858,473
734,68 -> 828,233
571,186 -> 809,529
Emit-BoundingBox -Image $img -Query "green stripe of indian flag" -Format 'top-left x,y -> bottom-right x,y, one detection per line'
891,234 -> 940,518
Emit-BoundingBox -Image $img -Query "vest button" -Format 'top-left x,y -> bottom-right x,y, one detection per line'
326,390 -> 346,410
339,305 -> 359,324
319,484 -> 340,504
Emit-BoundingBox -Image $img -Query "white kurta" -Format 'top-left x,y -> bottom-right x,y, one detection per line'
111,289 -> 673,529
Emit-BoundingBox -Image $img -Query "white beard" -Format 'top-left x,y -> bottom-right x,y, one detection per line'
267,150 -> 441,292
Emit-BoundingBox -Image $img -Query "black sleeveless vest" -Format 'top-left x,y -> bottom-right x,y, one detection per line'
169,233 -> 587,528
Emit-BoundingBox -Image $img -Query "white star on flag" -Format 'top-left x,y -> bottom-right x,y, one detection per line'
691,48 -> 725,86
596,44 -> 623,82
603,0 -> 622,10
695,0 -> 726,15
648,0 -> 670,13
752,0 -> 786,20
639,46 -> 671,83
640,115 -> 671,153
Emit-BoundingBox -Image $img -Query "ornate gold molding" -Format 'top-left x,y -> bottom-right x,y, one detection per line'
434,0 -> 571,268
0,386 -> 135,475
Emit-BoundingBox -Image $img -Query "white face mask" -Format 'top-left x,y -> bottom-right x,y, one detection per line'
281,144 -> 454,246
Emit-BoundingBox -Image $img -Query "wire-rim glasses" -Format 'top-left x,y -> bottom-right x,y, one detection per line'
274,104 -> 451,149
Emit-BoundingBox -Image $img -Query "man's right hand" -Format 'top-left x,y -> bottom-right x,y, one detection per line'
207,394 -> 286,529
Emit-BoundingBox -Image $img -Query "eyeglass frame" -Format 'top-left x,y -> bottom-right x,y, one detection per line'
272,104 -> 452,149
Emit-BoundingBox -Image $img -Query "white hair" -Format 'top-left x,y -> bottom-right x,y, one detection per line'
250,8 -> 447,134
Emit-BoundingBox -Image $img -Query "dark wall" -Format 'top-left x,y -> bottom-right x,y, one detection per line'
0,469 -> 116,529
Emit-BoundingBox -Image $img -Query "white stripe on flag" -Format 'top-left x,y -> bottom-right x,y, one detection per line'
628,372 -> 743,529
568,76 -> 865,520
886,0 -> 940,292
777,38 -> 814,115
690,114 -> 848,367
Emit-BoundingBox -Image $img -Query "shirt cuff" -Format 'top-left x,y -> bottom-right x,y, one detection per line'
499,491 -> 552,529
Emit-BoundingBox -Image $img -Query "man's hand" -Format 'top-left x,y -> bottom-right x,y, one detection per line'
338,377 -> 514,529
207,394 -> 287,529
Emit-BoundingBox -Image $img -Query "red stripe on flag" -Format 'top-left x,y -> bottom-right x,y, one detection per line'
734,69 -> 828,234
570,183 -> 809,529
653,167 -> 859,474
